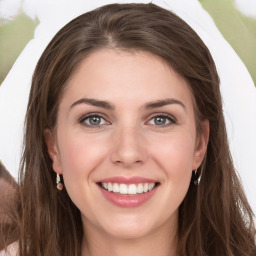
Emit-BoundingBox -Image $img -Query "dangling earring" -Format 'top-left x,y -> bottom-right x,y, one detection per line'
193,169 -> 201,185
56,174 -> 63,190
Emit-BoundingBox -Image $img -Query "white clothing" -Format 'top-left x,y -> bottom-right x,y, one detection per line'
0,243 -> 18,256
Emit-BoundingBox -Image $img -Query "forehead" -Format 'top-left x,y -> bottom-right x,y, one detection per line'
62,49 -> 194,110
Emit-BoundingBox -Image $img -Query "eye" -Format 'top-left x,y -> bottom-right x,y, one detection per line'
79,114 -> 110,128
148,114 -> 176,127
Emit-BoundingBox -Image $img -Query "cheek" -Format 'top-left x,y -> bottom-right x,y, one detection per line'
56,134 -> 109,211
160,140 -> 193,191
59,135 -> 107,176
56,129 -> 114,193
151,132 -> 196,175
149,131 -> 195,205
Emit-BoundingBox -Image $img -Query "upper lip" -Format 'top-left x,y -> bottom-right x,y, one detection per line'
97,176 -> 158,184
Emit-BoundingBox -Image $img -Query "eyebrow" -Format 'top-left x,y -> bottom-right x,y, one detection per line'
144,98 -> 186,111
69,98 -> 185,111
70,98 -> 115,110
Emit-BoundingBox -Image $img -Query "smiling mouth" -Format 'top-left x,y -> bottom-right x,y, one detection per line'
98,182 -> 160,195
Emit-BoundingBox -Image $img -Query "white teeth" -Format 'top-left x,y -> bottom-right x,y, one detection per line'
128,184 -> 137,195
107,182 -> 113,192
102,182 -> 108,190
112,183 -> 120,193
143,183 -> 149,193
149,183 -> 154,191
119,184 -> 128,194
101,182 -> 157,195
137,183 -> 144,193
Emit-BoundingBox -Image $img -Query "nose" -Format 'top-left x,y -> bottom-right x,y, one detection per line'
110,125 -> 147,168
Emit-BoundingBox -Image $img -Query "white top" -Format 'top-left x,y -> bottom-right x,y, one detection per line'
0,243 -> 18,256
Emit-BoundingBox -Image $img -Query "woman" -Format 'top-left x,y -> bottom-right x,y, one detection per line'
1,3 -> 255,255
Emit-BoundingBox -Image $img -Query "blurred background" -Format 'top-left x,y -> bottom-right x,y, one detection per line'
0,0 -> 255,86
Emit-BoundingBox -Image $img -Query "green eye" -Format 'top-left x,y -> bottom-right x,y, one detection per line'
153,117 -> 168,125
80,114 -> 109,127
148,114 -> 176,127
88,116 -> 102,125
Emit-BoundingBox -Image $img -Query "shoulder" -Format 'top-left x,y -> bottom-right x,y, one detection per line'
0,242 -> 18,256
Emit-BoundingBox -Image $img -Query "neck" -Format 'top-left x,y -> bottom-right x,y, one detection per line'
81,219 -> 178,256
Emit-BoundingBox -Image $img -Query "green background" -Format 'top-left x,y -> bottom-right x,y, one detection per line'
0,0 -> 256,86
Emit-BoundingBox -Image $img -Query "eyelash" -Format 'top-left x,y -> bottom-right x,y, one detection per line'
78,112 -> 176,128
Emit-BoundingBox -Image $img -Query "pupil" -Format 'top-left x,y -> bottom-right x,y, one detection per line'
155,117 -> 166,125
89,116 -> 101,125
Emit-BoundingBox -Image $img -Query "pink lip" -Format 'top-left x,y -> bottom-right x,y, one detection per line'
97,176 -> 157,184
97,176 -> 159,208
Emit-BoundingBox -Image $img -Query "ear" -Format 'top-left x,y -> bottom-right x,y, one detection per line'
44,129 -> 63,174
192,120 -> 210,170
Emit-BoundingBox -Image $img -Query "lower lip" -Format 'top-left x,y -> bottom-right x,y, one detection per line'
99,185 -> 158,208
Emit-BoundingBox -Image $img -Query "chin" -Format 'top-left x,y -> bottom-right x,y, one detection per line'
99,215 -> 154,239
107,225 -> 151,240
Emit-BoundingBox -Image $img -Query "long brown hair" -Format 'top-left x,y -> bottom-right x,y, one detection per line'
1,3 -> 255,255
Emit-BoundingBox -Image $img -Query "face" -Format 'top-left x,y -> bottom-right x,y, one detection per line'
45,49 -> 209,241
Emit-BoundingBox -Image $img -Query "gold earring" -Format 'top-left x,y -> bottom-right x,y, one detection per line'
194,169 -> 201,185
56,174 -> 63,190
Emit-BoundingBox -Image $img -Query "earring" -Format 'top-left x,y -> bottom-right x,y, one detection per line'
193,169 -> 201,185
56,174 -> 63,190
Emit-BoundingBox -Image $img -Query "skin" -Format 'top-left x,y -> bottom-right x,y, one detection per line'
45,49 -> 209,256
